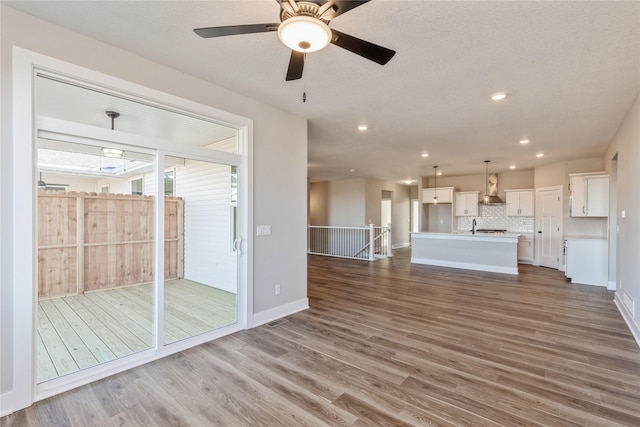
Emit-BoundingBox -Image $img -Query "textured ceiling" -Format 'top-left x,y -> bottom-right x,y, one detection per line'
6,0 -> 640,184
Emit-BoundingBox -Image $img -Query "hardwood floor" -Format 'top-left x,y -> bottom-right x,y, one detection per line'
37,279 -> 236,383
4,248 -> 640,426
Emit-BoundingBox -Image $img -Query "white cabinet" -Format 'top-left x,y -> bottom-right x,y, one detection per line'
569,174 -> 609,217
422,187 -> 453,204
565,238 -> 607,286
505,190 -> 534,216
517,235 -> 533,263
454,191 -> 479,216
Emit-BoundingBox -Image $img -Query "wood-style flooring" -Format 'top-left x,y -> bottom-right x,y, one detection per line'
4,248 -> 640,426
37,279 -> 236,383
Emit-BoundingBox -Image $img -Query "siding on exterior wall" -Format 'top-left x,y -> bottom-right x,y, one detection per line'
177,159 -> 236,293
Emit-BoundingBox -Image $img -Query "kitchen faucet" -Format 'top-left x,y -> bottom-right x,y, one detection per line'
472,219 -> 477,234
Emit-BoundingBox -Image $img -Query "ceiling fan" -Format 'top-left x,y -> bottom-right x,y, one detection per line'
37,172 -> 68,190
194,0 -> 396,81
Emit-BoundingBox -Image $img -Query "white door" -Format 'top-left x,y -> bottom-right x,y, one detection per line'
536,187 -> 562,269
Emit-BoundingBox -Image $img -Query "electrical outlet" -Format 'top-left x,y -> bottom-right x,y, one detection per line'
275,284 -> 281,295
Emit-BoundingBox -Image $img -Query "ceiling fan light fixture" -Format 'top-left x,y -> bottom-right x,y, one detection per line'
277,15 -> 331,52
102,148 -> 124,158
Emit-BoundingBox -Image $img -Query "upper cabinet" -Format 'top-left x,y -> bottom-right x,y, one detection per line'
454,191 -> 479,216
422,187 -> 454,204
569,173 -> 609,217
505,189 -> 534,216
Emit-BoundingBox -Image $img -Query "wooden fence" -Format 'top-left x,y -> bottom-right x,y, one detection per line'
38,190 -> 184,299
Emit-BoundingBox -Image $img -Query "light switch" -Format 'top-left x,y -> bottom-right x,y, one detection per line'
257,225 -> 271,236
621,210 -> 626,219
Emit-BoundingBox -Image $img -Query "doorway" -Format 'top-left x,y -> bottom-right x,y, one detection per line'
15,61 -> 251,400
535,186 -> 563,269
381,194 -> 392,228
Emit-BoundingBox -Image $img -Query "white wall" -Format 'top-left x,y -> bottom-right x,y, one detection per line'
1,4 -> 307,409
364,179 -> 411,247
308,181 -> 329,225
38,172 -> 100,193
178,160 -> 237,293
605,94 -> 640,344
327,178 -> 366,226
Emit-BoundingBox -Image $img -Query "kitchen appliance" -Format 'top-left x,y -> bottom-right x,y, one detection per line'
482,160 -> 505,205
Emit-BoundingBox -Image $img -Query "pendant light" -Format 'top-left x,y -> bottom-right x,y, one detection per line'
102,111 -> 124,158
483,160 -> 490,204
433,165 -> 438,204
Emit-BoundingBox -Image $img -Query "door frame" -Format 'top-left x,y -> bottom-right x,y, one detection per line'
410,199 -> 419,233
11,47 -> 253,408
534,185 -> 563,269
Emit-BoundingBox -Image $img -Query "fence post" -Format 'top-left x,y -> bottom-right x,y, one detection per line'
369,224 -> 375,261
387,223 -> 393,257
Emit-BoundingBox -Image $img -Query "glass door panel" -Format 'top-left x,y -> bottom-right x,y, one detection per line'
36,139 -> 156,383
163,156 -> 238,345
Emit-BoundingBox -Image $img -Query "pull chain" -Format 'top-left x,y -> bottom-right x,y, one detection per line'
302,52 -> 307,103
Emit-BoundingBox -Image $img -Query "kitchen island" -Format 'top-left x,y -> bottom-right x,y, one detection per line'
411,232 -> 519,275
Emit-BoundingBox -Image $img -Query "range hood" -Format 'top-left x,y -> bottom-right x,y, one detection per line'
482,171 -> 505,205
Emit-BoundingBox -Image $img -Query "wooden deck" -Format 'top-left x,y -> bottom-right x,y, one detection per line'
37,279 -> 236,383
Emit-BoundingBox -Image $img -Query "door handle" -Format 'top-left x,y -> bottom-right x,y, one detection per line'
233,236 -> 242,255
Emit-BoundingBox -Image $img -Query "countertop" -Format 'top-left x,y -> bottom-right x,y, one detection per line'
564,235 -> 607,240
411,231 -> 520,241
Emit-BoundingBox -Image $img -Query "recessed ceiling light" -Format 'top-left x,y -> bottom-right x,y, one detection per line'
349,168 -> 356,173
357,124 -> 368,131
509,164 -> 516,169
403,179 -> 414,185
491,92 -> 507,101
536,153 -> 544,158
519,139 -> 529,145
421,153 -> 429,158
437,171 -> 442,176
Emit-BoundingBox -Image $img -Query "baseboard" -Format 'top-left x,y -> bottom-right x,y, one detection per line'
392,242 -> 410,249
251,298 -> 309,328
608,281 -> 616,291
411,257 -> 518,275
614,293 -> 640,349
1,390 -> 14,417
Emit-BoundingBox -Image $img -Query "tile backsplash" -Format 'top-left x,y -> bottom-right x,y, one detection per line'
457,205 -> 534,233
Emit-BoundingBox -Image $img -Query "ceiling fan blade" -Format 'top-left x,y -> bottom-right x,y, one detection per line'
330,29 -> 395,65
329,1 -> 370,18
194,23 -> 279,38
286,50 -> 305,81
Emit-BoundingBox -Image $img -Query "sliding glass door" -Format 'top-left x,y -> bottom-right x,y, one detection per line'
163,157 -> 238,345
36,139 -> 157,383
34,72 -> 245,386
